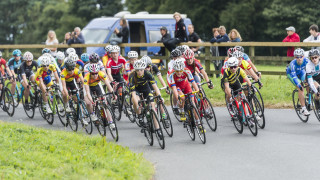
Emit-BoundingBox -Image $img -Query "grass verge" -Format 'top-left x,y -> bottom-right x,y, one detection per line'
0,121 -> 154,179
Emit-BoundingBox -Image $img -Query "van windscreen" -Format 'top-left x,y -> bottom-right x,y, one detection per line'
82,29 -> 109,44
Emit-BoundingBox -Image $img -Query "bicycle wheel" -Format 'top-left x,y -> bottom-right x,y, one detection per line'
251,95 -> 265,129
202,97 -> 217,131
3,88 -> 15,117
45,98 -> 54,125
253,86 -> 264,113
311,94 -> 320,121
6,82 -> 19,108
143,113 -> 154,146
149,109 -> 165,149
190,104 -> 206,144
243,99 -> 258,136
225,94 -> 233,117
66,100 -> 78,131
231,101 -> 243,134
22,88 -> 35,118
56,95 -> 67,126
111,94 -> 122,121
185,108 -> 195,141
95,104 -> 106,136
292,89 -> 309,123
170,92 -> 181,122
79,100 -> 93,135
157,101 -> 173,137
104,104 -> 119,142
123,91 -> 135,123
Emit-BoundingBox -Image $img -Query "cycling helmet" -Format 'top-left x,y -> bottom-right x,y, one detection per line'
40,56 -> 50,66
42,48 -> 51,54
183,49 -> 194,59
68,53 -> 79,62
105,45 -> 113,52
88,63 -> 100,73
140,55 -> 152,67
173,58 -> 186,71
171,49 -> 182,58
127,51 -> 138,58
232,50 -> 243,58
294,48 -> 305,57
65,48 -> 76,56
227,48 -> 236,57
227,57 -> 239,67
234,46 -> 244,53
133,60 -> 147,70
64,58 -> 76,71
0,51 -> 2,57
176,45 -> 189,54
12,49 -> 21,56
80,53 -> 89,63
110,45 -> 120,53
23,51 -> 33,61
56,51 -> 65,60
89,53 -> 100,63
309,49 -> 320,57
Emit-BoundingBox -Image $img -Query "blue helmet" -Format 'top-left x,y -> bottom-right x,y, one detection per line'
12,49 -> 21,56
81,53 -> 89,63
42,48 -> 51,54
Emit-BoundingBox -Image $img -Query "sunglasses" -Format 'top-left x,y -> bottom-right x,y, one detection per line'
295,56 -> 303,59
311,56 -> 318,60
41,65 -> 49,68
91,73 -> 98,75
176,70 -> 183,73
230,66 -> 238,69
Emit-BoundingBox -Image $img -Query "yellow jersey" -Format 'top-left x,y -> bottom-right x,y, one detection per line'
222,67 -> 247,85
35,64 -> 57,81
60,68 -> 82,82
83,71 -> 107,86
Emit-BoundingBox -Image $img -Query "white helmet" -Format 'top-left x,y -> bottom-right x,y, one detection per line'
68,53 -> 79,62
133,60 -> 146,70
40,56 -> 50,66
23,51 -> 33,61
294,48 -> 305,57
140,55 -> 152,66
42,53 -> 52,58
88,63 -> 100,73
110,45 -> 120,53
56,51 -> 65,60
227,57 -> 239,67
232,50 -> 243,58
105,45 -> 113,52
66,48 -> 76,56
128,51 -> 138,58
173,58 -> 186,71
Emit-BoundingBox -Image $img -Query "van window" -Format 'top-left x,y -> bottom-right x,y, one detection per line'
149,30 -> 170,43
82,29 -> 109,44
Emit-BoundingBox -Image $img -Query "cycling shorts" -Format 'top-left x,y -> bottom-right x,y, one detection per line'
20,71 -> 35,83
89,83 -> 105,97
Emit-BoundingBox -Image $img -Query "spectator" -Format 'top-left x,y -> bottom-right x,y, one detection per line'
303,24 -> 320,50
155,26 -> 171,56
45,30 -> 59,57
60,32 -> 71,53
282,26 -> 300,57
67,27 -> 85,56
210,28 -> 220,57
228,29 -> 242,42
163,12 -> 188,51
111,18 -> 129,44
187,24 -> 201,53
210,26 -> 230,78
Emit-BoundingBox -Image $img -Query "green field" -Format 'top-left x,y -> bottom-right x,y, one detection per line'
0,122 -> 154,179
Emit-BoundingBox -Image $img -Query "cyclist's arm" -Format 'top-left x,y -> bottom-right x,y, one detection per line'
224,82 -> 232,98
248,68 -> 259,82
157,73 -> 166,88
84,84 -> 93,102
5,67 -> 12,77
61,79 -> 67,92
191,81 -> 199,92
53,71 -> 60,84
151,83 -> 161,96
102,76 -> 114,93
106,68 -> 113,82
248,61 -> 258,74
199,69 -> 210,83
307,74 -> 318,93
171,85 -> 179,101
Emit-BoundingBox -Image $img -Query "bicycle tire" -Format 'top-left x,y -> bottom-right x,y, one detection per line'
124,91 -> 135,123
292,89 -> 309,123
6,82 -> 20,108
231,100 -> 243,134
104,104 -> 119,142
251,95 -> 265,129
253,86 -> 264,113
170,92 -> 181,122
79,100 -> 93,135
202,97 -> 217,132
22,88 -> 35,118
158,101 -> 173,137
311,94 -> 320,122
56,95 -> 67,126
4,88 -> 15,117
143,113 -> 154,146
185,108 -> 195,141
190,104 -> 206,144
66,100 -> 78,132
38,95 -> 46,119
243,99 -> 258,136
95,104 -> 106,136
45,96 -> 55,125
149,109 -> 165,149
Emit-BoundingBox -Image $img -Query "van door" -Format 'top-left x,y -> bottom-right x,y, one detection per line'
128,21 -> 146,55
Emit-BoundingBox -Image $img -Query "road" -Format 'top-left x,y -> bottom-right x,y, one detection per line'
2,106 -> 320,180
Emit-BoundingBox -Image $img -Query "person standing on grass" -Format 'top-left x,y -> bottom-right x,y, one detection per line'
283,26 -> 300,57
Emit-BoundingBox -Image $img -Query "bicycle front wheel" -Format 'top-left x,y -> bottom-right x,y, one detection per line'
95,104 -> 106,136
243,99 -> 258,136
66,100 -> 78,132
185,108 -> 195,141
158,101 -> 173,137
292,89 -> 309,123
149,109 -> 165,149
22,88 -> 35,118
79,100 -> 93,135
231,101 -> 243,134
251,95 -> 265,129
170,92 -> 181,122
202,97 -> 217,131
56,95 -> 67,126
3,88 -> 15,117
104,104 -> 118,142
190,104 -> 206,144
6,82 -> 20,108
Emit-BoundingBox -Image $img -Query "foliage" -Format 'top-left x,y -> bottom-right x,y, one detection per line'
0,121 -> 154,179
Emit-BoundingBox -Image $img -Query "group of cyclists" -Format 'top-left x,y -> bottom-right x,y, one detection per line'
0,43 -> 265,149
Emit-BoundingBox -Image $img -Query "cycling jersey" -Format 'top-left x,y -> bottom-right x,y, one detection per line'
168,68 -> 194,94
84,61 -> 105,75
35,64 -> 57,86
0,58 -> 7,75
60,68 -> 82,82
107,57 -> 126,75
123,62 -> 134,81
222,67 -> 247,85
286,58 -> 308,87
184,58 -> 203,74
129,70 -> 155,99
19,61 -> 38,80
7,58 -> 22,74
243,53 -> 251,63
83,71 -> 107,87
306,61 -> 320,93
102,54 -> 110,67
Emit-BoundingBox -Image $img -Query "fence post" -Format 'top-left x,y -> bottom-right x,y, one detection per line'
249,46 -> 255,62
165,48 -> 170,70
5,49 -> 9,60
205,46 -> 211,76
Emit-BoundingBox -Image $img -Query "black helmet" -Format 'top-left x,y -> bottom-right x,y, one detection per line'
89,53 -> 100,63
171,49 -> 182,58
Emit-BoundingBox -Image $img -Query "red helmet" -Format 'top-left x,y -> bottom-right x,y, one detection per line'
183,49 -> 194,60
227,48 -> 236,57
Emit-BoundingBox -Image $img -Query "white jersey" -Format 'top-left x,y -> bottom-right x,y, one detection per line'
306,60 -> 320,93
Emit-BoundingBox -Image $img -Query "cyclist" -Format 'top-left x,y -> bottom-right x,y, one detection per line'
102,45 -> 113,68
56,51 -> 65,70
234,46 -> 260,77
19,51 -> 38,107
183,48 -> 213,88
84,53 -> 106,75
42,48 -> 51,55
141,55 -> 168,89
65,48 -> 76,57
168,58 -> 200,121
84,63 -> 115,128
306,49 -> 320,110
124,51 -> 138,82
69,53 -> 84,72
7,49 -> 23,99
35,56 -> 60,114
287,48 -> 310,116
0,51 -> 13,78
176,45 -> 190,55
80,53 -> 90,66
129,59 -> 163,138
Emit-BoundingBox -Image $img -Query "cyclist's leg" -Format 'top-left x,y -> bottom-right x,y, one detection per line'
287,74 -> 306,107
10,76 -> 16,95
131,91 -> 140,114
21,75 -> 29,102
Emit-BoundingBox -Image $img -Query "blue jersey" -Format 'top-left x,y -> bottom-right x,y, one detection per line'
286,58 -> 309,86
7,57 -> 22,74
243,53 -> 250,61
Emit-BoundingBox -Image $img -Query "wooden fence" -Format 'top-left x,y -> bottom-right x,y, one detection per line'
1,42 -> 320,76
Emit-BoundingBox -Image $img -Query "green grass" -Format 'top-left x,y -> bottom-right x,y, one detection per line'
0,122 -> 154,180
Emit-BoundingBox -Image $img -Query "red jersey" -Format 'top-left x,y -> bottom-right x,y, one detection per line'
168,68 -> 194,88
0,58 -> 7,75
184,58 -> 203,74
107,57 -> 126,75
